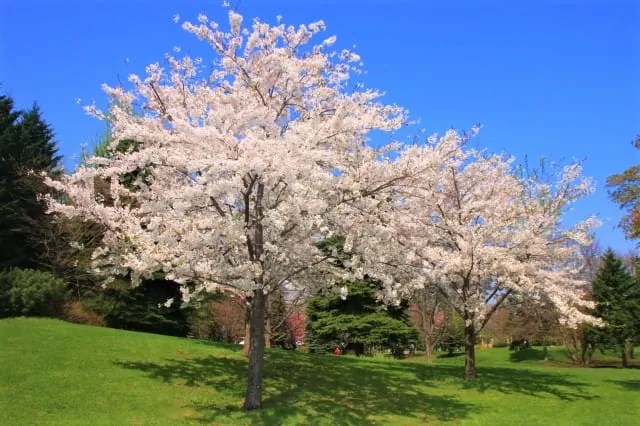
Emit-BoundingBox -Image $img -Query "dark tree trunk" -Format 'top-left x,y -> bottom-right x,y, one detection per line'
243,290 -> 267,410
622,348 -> 629,368
464,323 -> 477,380
243,181 -> 267,410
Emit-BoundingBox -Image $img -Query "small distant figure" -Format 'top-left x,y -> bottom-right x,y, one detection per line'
333,346 -> 342,356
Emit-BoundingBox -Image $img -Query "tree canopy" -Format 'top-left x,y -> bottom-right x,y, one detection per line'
43,11 -> 441,409
348,147 -> 599,378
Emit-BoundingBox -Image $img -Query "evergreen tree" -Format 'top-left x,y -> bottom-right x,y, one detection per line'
306,278 -> 417,356
591,249 -> 640,367
0,96 -> 61,269
0,95 -> 23,268
85,276 -> 191,336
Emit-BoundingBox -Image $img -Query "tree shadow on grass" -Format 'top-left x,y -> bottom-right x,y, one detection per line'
509,347 -> 547,362
346,355 -> 596,402
590,361 -> 640,369
436,352 -> 464,359
607,379 -> 640,391
458,367 -> 595,401
117,352 -> 474,425
405,362 -> 596,401
116,349 -> 597,424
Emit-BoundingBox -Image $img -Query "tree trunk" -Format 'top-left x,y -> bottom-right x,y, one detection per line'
464,324 -> 477,380
424,335 -> 435,363
580,340 -> 591,366
243,290 -> 267,410
244,180 -> 266,410
624,339 -> 634,361
243,303 -> 251,357
543,345 -> 549,362
264,293 -> 271,348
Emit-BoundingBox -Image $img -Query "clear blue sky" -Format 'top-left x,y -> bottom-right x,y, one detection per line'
1,0 -> 638,252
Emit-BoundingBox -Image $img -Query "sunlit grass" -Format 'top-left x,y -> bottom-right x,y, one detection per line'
1,318 -> 638,425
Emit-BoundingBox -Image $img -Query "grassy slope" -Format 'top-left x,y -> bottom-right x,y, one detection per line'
1,318 -> 638,425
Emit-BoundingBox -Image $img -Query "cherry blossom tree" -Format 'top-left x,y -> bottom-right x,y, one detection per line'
348,138 -> 600,379
44,11 -> 446,409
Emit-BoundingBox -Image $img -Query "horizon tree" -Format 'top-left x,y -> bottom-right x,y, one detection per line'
607,134 -> 640,240
591,249 -> 640,367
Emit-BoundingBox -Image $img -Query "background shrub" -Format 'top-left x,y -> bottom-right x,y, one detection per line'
60,300 -> 106,326
0,268 -> 66,317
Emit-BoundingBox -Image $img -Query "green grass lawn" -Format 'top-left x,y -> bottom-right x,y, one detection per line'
1,318 -> 638,425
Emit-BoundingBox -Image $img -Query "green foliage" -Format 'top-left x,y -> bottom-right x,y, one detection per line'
589,249 -> 640,364
440,309 -> 466,354
42,216 -> 106,299
306,279 -> 417,355
92,132 -> 112,158
0,268 -> 66,317
81,130 -> 138,163
607,135 -> 640,239
308,237 -> 417,355
2,318 -> 639,425
186,291 -> 221,340
315,235 -> 349,266
0,95 -> 61,269
85,277 -> 191,337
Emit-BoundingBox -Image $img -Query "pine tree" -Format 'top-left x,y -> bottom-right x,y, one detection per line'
306,278 -> 417,356
0,96 -> 61,269
0,95 -> 23,267
591,249 -> 640,367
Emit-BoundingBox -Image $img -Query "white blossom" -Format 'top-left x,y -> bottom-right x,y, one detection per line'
347,135 -> 599,330
45,12 -> 415,304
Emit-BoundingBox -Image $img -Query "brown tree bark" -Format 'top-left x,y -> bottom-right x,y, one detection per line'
624,339 -> 634,362
243,302 -> 251,357
464,323 -> 477,380
243,290 -> 267,410
424,335 -> 434,363
264,293 -> 271,349
622,340 -> 632,368
243,181 -> 266,410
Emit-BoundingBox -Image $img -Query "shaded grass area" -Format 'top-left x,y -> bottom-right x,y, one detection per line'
118,352 -> 476,424
1,318 -> 639,425
508,346 -> 640,368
